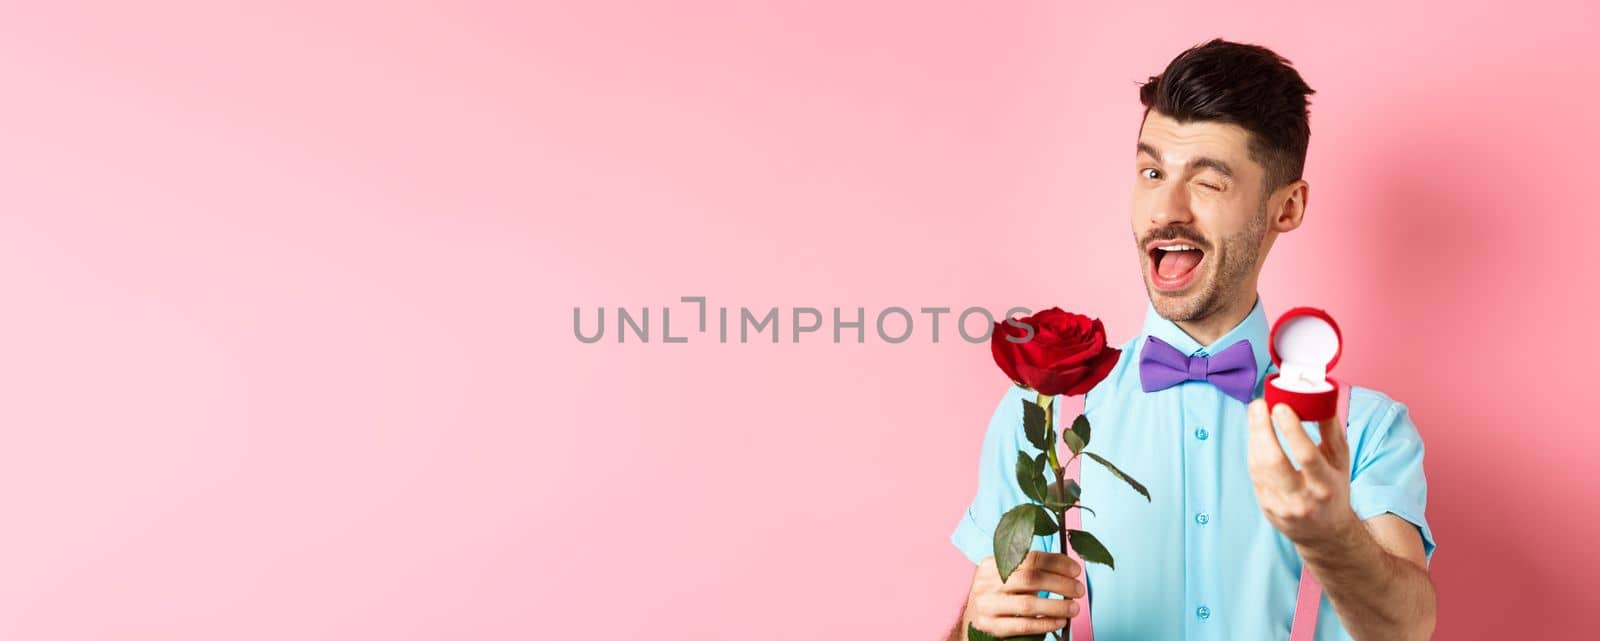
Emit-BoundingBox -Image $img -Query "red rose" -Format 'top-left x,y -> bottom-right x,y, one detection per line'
991,307 -> 1121,397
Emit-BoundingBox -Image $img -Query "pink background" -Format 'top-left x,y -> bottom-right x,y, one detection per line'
1,1 -> 1595,639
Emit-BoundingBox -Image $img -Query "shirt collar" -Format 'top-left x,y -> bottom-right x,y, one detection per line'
1139,294 -> 1274,386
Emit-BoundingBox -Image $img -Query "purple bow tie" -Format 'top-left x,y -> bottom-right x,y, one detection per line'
1138,336 -> 1258,404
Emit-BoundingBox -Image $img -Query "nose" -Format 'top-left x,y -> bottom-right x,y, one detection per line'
1149,180 -> 1194,227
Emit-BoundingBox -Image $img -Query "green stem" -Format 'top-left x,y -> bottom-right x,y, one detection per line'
1036,390 -> 1075,639
1039,393 -> 1072,641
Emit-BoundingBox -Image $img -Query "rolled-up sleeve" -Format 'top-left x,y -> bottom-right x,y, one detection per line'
1348,391 -> 1437,564
951,384 -> 1034,565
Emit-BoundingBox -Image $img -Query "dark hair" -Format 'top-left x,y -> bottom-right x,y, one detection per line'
1139,38 -> 1315,197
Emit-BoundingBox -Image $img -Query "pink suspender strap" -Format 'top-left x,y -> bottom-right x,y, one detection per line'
1287,382 -> 1353,641
1060,384 -> 1353,641
1063,449 -> 1093,640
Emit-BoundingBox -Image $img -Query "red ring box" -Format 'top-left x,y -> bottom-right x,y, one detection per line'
1263,307 -> 1342,421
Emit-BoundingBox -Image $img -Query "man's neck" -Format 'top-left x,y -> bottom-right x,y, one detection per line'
1173,291 -> 1259,348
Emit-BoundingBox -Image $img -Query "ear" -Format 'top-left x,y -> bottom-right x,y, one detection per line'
1269,179 -> 1309,233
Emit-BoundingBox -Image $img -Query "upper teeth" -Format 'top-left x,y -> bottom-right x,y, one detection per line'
1159,244 -> 1198,251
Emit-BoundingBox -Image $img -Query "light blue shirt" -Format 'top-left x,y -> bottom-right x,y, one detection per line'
951,296 -> 1435,640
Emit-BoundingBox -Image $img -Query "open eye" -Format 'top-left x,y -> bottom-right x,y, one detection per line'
1141,167 -> 1162,180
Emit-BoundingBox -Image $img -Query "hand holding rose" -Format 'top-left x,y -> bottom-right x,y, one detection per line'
964,551 -> 1085,640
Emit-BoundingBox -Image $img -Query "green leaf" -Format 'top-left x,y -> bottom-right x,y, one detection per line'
1042,478 -> 1080,512
1052,478 -> 1081,504
1044,496 -> 1095,517
1016,452 -> 1047,503
1071,414 -> 1092,450
966,624 -> 1000,641
967,624 -> 1045,641
1022,399 -> 1049,451
1061,430 -> 1085,456
1068,529 -> 1115,569
1029,504 -> 1059,536
994,505 -> 1037,583
1084,451 -> 1151,501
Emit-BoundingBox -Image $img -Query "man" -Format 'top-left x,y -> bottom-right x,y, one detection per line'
946,39 -> 1437,640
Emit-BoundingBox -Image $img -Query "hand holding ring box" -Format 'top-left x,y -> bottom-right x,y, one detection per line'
1263,307 -> 1342,421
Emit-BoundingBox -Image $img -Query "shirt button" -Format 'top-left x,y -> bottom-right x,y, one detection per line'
1194,427 -> 1209,441
1195,512 -> 1210,525
1196,605 -> 1212,620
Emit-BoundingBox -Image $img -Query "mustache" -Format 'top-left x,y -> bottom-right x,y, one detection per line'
1140,227 -> 1210,251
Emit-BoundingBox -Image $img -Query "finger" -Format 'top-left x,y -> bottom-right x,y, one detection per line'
991,592 -> 1078,621
1247,399 -> 1300,491
1002,552 -> 1084,596
1272,402 -> 1335,481
1023,550 -> 1082,578
1317,412 -> 1350,472
971,613 -> 1071,639
998,566 -> 1086,598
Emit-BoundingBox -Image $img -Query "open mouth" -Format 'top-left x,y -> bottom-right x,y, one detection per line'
1147,242 -> 1205,291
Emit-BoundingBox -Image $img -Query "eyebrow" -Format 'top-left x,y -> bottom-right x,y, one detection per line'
1137,142 -> 1235,178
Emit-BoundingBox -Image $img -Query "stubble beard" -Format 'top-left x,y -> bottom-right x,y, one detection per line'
1144,203 -> 1268,323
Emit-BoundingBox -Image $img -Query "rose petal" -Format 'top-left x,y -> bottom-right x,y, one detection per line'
990,321 -> 1026,384
1063,347 -> 1121,396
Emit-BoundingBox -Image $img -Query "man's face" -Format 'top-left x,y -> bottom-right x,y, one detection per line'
1131,109 -> 1272,323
